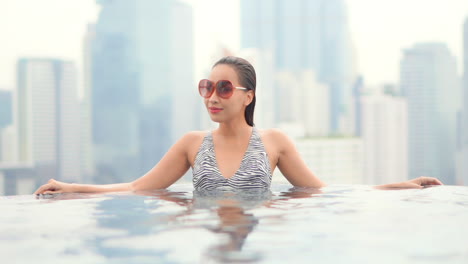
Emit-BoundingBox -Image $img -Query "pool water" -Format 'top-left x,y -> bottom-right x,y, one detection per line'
1,184 -> 468,263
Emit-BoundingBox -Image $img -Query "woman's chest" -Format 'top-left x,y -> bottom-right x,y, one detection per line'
188,131 -> 279,174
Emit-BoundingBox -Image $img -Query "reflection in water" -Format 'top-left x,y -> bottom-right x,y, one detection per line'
194,189 -> 271,262
143,187 -> 321,262
92,187 -> 322,263
12,185 -> 468,263
278,187 -> 323,199
33,186 -> 323,263
146,188 -> 273,262
207,205 -> 259,261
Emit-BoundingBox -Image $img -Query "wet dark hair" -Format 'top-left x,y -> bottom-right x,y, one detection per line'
213,56 -> 256,127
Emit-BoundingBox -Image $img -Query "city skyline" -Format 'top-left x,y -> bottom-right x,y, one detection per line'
0,0 -> 467,92
86,0 -> 195,183
241,0 -> 356,134
1,0 -> 467,191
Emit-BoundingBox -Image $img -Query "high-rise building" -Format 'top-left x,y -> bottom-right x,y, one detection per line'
81,24 -> 96,183
241,0 -> 355,134
90,1 -> 140,183
0,89 -> 13,162
90,0 -> 194,183
291,136 -> 364,184
16,58 -> 81,184
359,87 -> 408,184
0,163 -> 35,195
1,125 -> 17,163
0,90 -> 12,130
464,18 -> 468,148
457,17 -> 468,184
401,43 -> 460,184
276,70 -> 330,137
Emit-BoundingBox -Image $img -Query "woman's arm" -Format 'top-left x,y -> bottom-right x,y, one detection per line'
34,179 -> 132,194
268,130 -> 443,190
34,132 -> 200,195
130,131 -> 198,191
374,176 -> 443,189
272,129 -> 326,188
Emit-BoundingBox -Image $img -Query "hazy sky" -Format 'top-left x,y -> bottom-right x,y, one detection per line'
1,0 -> 467,92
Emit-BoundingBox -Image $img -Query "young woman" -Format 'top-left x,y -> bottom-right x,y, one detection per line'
34,56 -> 443,195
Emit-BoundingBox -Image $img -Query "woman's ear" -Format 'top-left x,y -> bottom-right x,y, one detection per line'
245,90 -> 254,106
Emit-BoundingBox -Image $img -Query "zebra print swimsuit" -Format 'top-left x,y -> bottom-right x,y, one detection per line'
192,127 -> 272,191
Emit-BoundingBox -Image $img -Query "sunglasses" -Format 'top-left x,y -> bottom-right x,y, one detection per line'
198,79 -> 249,99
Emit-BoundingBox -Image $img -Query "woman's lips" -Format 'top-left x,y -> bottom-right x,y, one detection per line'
208,107 -> 223,113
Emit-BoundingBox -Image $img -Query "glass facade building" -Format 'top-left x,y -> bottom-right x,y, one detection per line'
90,0 -> 194,183
240,0 -> 355,133
401,43 -> 460,184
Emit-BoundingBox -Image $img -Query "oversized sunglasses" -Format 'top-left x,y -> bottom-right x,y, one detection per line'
198,79 -> 249,99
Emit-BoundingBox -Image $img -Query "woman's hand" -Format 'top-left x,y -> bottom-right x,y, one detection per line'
375,176 -> 444,189
405,176 -> 444,188
34,179 -> 74,195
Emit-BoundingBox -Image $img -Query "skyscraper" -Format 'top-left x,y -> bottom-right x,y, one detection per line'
459,18 -> 468,184
90,1 -> 140,183
295,136 -> 364,184
0,90 -> 12,130
240,0 -> 355,134
275,70 -> 330,136
0,90 -> 13,162
16,58 -> 81,184
81,24 -> 96,183
464,18 -> 468,148
0,125 -> 16,163
90,0 -> 194,183
401,43 -> 460,184
359,87 -> 408,184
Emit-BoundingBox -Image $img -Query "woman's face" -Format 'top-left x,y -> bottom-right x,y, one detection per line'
205,64 -> 253,124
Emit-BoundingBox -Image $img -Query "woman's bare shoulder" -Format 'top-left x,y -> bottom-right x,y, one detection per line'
183,130 -> 208,138
180,130 -> 208,143
258,128 -> 289,141
181,131 -> 210,165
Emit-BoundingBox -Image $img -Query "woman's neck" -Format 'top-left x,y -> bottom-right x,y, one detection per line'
217,119 -> 252,139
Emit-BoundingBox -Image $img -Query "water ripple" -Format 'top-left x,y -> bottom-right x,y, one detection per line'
1,184 -> 468,263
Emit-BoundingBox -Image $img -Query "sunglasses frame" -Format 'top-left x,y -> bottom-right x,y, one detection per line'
198,79 -> 248,99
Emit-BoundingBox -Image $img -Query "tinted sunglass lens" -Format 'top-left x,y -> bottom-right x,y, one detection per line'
217,81 -> 233,98
199,79 -> 213,97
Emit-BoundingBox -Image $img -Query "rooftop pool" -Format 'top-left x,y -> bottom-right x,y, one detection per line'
1,184 -> 468,263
